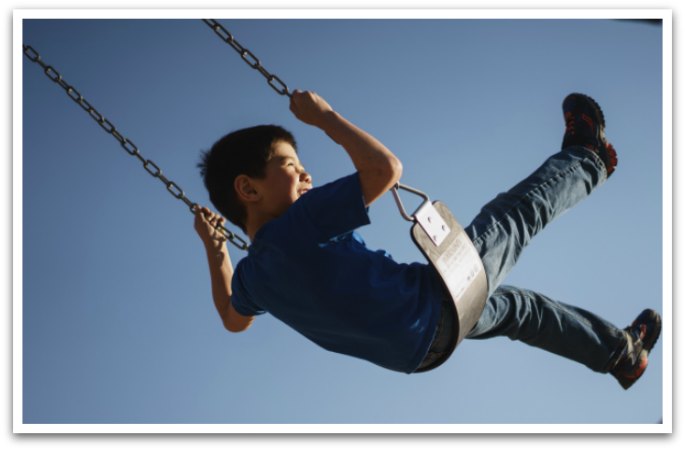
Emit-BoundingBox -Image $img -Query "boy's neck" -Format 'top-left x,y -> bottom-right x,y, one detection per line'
245,211 -> 273,242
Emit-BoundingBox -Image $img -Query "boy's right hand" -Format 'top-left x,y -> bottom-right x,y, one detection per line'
289,90 -> 335,128
194,206 -> 227,247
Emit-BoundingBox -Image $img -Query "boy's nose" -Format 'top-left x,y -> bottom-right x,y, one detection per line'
300,171 -> 312,184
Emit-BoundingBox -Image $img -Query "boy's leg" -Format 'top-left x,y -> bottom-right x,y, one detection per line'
466,285 -> 661,388
465,93 -> 617,293
465,145 -> 607,293
467,285 -> 625,373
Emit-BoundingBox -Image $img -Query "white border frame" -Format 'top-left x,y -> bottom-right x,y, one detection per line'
13,8 -> 673,435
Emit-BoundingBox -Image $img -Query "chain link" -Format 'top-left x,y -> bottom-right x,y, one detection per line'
203,19 -> 292,97
23,44 -> 250,251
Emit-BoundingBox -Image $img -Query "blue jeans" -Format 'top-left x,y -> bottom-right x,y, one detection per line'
461,146 -> 626,373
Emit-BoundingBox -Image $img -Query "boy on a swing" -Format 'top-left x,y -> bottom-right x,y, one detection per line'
194,90 -> 660,389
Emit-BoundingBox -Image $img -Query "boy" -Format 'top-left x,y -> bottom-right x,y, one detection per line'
194,90 -> 661,389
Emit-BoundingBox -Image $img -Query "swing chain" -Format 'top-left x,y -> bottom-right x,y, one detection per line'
23,44 -> 250,251
202,19 -> 292,97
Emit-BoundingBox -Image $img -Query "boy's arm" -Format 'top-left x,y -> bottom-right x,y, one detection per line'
194,207 -> 254,333
290,90 -> 403,206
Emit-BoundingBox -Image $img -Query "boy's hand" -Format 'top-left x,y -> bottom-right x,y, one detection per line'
290,90 -> 403,207
289,90 -> 335,128
194,206 -> 227,248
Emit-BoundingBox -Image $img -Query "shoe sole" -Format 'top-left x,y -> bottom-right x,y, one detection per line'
614,309 -> 662,390
617,350 -> 649,389
636,309 -> 662,352
565,93 -> 617,176
579,93 -> 606,128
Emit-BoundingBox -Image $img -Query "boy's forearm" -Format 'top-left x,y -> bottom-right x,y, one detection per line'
204,242 -> 254,332
204,241 -> 233,324
318,111 -> 403,205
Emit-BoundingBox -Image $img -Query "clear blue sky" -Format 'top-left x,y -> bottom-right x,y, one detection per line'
20,15 -> 665,426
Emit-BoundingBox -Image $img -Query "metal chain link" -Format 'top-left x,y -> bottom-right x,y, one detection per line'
23,44 -> 250,251
203,19 -> 292,97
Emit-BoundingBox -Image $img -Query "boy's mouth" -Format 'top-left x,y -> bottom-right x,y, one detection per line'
297,184 -> 312,196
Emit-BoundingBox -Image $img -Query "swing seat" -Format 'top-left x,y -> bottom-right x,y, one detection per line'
409,200 -> 488,371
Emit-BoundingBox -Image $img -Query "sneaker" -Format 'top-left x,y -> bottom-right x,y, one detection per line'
610,309 -> 662,390
561,93 -> 618,177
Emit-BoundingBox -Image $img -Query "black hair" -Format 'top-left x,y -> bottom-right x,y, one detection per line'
198,125 -> 297,233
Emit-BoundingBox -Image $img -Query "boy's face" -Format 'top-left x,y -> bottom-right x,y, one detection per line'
252,140 -> 312,218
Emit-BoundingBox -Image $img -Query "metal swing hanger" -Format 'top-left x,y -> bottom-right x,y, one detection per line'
22,43 -> 250,251
391,183 -> 451,247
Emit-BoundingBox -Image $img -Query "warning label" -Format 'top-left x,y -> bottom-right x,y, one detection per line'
435,233 -> 482,301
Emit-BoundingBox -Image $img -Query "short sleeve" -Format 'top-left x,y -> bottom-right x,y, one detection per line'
230,260 -> 266,317
294,172 -> 371,242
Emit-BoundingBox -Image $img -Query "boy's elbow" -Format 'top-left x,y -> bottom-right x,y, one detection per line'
220,301 -> 254,333
359,155 -> 404,206
388,156 -> 403,185
377,155 -> 403,188
223,315 -> 254,333
224,321 -> 250,333
225,323 -> 248,333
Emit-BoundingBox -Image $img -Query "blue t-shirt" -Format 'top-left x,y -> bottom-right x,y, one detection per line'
231,173 -> 446,373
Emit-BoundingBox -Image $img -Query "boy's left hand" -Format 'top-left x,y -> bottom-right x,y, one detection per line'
194,206 -> 227,247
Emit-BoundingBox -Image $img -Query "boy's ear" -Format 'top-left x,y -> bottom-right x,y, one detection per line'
234,175 -> 260,203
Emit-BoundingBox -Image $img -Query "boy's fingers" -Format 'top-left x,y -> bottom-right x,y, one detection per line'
193,206 -> 224,227
197,209 -> 215,225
